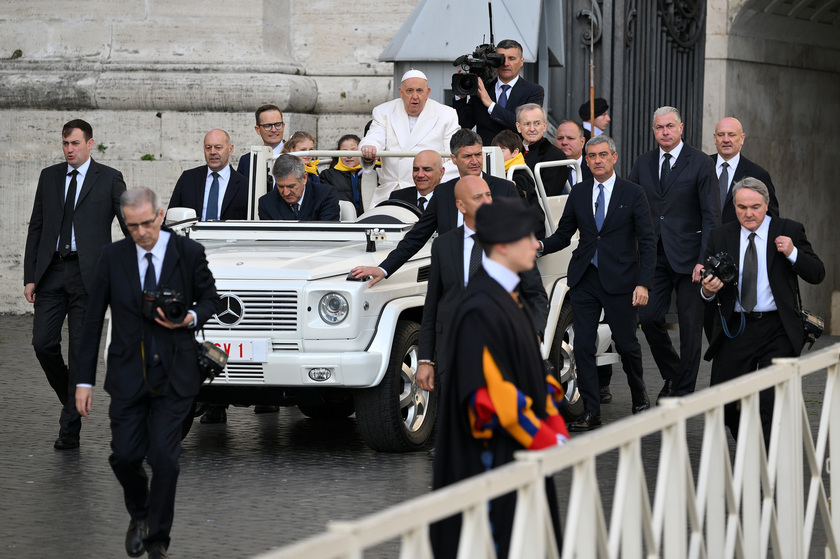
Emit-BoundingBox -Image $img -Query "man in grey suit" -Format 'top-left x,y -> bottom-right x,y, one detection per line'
628,106 -> 719,400
24,119 -> 128,450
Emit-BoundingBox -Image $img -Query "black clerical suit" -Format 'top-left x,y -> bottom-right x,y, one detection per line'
78,231 -> 219,549
419,225 -> 549,371
389,186 -> 430,210
710,153 -> 780,224
541,176 -> 656,415
703,217 -> 823,444
378,173 -> 517,276
257,180 -> 340,221
169,165 -> 249,220
628,143 -> 718,396
453,78 -> 544,146
24,158 -> 127,441
524,138 -> 571,197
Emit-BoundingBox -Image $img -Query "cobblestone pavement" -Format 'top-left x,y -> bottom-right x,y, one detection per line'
1,314 -> 836,558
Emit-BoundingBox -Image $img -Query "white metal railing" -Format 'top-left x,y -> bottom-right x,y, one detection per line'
253,342 -> 840,559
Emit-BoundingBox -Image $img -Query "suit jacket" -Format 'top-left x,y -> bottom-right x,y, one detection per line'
379,173 -> 518,275
524,138 -> 570,197
389,186 -> 422,207
320,166 -> 364,215
78,233 -> 220,400
453,78 -> 545,146
257,181 -> 340,221
419,226 -> 548,364
238,152 -> 274,194
169,165 -> 249,221
542,176 -> 657,293
24,158 -> 128,294
628,143 -> 719,274
359,98 -> 460,205
703,217 -> 824,359
709,154 -> 780,224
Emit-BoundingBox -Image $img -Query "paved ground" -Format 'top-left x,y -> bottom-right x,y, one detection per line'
1,313 -> 836,558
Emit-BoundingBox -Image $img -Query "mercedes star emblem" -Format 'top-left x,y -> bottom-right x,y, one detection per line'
215,293 -> 245,326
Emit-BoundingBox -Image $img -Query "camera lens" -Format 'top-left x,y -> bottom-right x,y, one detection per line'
164,300 -> 188,323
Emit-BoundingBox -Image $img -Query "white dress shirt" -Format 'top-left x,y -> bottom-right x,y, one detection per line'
715,152 -> 741,194
659,141 -> 683,177
482,257 -> 521,293
462,224 -> 486,287
591,173 -> 616,217
202,165 -> 232,220
487,76 -> 520,114
58,157 -> 92,252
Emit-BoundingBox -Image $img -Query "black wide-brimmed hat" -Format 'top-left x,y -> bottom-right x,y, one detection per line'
578,97 -> 609,120
475,197 -> 540,244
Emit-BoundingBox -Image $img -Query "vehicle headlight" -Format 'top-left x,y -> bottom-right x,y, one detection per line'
318,292 -> 349,324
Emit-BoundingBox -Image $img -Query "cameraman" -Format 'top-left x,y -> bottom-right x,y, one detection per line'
453,39 -> 544,146
700,178 -> 823,448
75,187 -> 219,559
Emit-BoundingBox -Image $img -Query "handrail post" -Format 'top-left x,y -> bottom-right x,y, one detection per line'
773,359 -> 804,558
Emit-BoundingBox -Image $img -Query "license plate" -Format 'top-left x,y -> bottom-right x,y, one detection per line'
208,339 -> 268,362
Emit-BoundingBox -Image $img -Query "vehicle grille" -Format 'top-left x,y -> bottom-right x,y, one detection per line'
212,363 -> 265,384
417,265 -> 430,282
206,290 -> 298,331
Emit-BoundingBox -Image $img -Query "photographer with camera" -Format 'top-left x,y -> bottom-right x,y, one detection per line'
700,177 -> 824,448
75,187 -> 220,559
453,39 -> 544,146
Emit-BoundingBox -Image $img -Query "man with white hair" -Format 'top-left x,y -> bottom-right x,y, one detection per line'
360,70 -> 460,206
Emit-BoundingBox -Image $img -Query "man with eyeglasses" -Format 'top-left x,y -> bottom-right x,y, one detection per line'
76,187 -> 219,559
237,104 -> 286,193
516,103 -> 570,196
24,118 -> 128,450
628,106 -> 718,401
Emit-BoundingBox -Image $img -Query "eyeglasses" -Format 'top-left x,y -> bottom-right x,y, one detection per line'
519,120 -> 544,129
125,215 -> 159,230
259,122 -> 285,131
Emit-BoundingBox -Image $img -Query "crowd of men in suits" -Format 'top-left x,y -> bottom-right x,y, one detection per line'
21,36 -> 824,558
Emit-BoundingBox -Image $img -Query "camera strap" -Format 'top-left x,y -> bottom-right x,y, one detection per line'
718,286 -> 746,339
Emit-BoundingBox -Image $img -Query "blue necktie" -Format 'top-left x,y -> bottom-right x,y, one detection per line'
498,84 -> 511,109
594,184 -> 605,267
206,172 -> 220,220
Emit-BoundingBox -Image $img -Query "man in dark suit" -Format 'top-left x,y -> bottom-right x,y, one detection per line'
701,178 -> 823,447
628,106 -> 719,400
258,154 -> 340,221
711,117 -> 779,224
76,187 -> 219,559
237,104 -> 285,194
555,120 -> 594,188
350,129 -> 519,285
416,176 -> 549,392
168,129 -> 249,221
24,118 -> 128,450
388,150 -> 444,211
540,135 -> 656,430
453,39 -> 545,146
517,104 -> 570,196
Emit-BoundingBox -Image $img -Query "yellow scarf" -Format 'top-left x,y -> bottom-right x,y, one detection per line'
504,152 -> 525,173
305,158 -> 320,175
334,159 -> 362,172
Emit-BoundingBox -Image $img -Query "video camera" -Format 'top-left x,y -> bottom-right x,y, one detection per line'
451,3 -> 504,97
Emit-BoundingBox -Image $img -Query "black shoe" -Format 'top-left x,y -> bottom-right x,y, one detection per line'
254,405 -> 280,414
427,448 -> 436,460
200,405 -> 227,424
568,411 -> 602,432
656,379 -> 674,405
145,542 -> 168,559
599,385 -> 613,404
631,390 -> 650,414
125,518 -> 147,557
193,402 -> 209,418
53,433 -> 80,450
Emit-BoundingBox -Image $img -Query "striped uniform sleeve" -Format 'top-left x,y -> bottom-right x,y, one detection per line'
468,347 -> 569,449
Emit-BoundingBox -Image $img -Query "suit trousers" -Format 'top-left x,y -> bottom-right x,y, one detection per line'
639,243 -> 704,395
710,311 -> 793,450
570,265 -> 646,415
108,365 -> 194,547
32,256 -> 86,436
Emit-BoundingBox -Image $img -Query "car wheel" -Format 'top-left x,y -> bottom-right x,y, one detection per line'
549,301 -> 585,420
298,392 -> 355,420
355,320 -> 437,452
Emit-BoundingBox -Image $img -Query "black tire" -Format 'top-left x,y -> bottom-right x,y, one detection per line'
181,401 -> 196,440
548,301 -> 585,420
298,393 -> 355,420
354,320 -> 437,452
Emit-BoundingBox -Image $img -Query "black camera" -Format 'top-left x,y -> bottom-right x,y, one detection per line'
196,340 -> 228,382
452,45 -> 505,96
142,289 -> 188,323
703,252 -> 738,285
451,2 -> 504,96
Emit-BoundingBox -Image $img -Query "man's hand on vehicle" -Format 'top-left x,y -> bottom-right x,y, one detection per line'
351,266 -> 385,287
